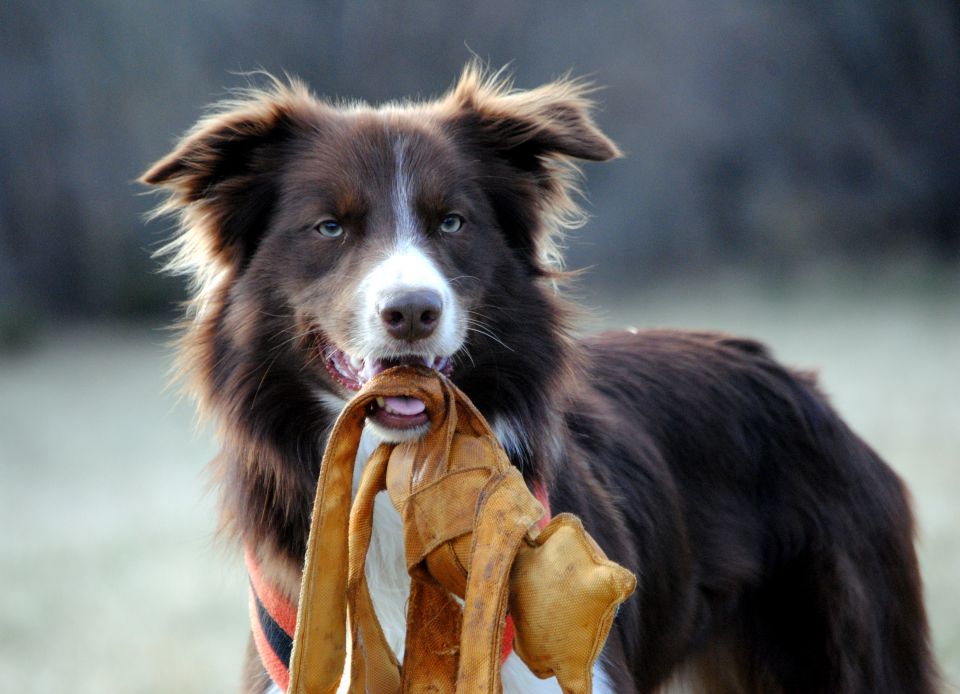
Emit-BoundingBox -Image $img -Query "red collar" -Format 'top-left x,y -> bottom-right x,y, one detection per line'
246,483 -> 551,691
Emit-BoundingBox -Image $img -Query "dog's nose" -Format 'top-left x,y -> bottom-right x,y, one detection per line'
379,289 -> 442,341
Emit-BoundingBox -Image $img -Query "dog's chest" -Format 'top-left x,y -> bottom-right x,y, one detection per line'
352,426 -> 612,694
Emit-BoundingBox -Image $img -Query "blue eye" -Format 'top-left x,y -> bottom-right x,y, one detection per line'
439,214 -> 464,234
316,220 -> 344,238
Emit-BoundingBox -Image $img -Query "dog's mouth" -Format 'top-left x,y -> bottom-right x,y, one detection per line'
319,334 -> 453,431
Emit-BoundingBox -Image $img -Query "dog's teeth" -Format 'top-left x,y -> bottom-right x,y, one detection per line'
376,396 -> 385,408
350,355 -> 363,370
423,355 -> 434,367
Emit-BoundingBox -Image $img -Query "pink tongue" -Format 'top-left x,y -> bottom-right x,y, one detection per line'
383,396 -> 426,416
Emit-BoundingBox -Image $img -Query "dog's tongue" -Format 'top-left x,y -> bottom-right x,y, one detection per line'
383,396 -> 426,416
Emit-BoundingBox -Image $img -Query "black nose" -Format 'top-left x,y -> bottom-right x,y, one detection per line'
379,289 -> 442,341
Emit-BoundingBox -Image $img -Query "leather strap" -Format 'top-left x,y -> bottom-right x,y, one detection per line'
285,366 -> 635,694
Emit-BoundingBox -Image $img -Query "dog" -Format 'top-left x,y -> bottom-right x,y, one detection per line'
142,65 -> 938,693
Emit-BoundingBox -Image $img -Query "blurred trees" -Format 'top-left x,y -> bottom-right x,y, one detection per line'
1,0 -> 957,321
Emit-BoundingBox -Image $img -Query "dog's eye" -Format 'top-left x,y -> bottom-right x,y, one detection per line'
439,214 -> 464,234
315,220 -> 344,238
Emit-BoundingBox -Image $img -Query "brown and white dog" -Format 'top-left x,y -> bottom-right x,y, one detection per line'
142,66 -> 938,693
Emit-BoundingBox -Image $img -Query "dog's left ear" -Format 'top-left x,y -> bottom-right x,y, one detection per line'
441,66 -> 620,273
444,66 -> 621,169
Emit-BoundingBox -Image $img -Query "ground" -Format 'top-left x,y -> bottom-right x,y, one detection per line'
1,275 -> 957,692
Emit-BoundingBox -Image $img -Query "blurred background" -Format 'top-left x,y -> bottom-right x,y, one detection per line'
0,1 -> 957,692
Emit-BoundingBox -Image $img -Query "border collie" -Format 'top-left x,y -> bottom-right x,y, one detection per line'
142,65 -> 937,693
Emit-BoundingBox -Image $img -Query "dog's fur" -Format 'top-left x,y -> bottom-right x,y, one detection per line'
142,66 -> 938,693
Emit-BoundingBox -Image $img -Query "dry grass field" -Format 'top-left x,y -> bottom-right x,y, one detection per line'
1,275 -> 957,692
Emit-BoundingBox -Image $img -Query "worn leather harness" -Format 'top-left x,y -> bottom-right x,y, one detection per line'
250,366 -> 635,693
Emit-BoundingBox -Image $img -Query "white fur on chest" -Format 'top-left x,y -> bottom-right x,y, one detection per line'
352,426 -> 613,694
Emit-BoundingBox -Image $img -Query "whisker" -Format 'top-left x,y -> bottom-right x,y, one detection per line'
466,323 -> 514,353
250,351 -> 284,408
265,326 -> 317,355
457,344 -> 477,369
448,274 -> 481,286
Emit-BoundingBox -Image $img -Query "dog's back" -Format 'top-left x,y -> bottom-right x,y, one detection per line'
552,330 -> 935,692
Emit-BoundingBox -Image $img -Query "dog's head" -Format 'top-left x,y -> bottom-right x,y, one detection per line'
142,65 -> 618,444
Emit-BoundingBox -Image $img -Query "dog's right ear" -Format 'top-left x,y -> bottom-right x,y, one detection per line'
141,80 -> 316,269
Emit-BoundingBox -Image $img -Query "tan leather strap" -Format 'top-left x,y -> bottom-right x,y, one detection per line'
347,444 -> 401,693
400,579 -> 462,693
288,369 -> 446,694
287,390 -> 366,694
455,467 -> 542,693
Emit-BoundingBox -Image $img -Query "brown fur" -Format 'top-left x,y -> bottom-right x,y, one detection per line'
142,65 -> 938,693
